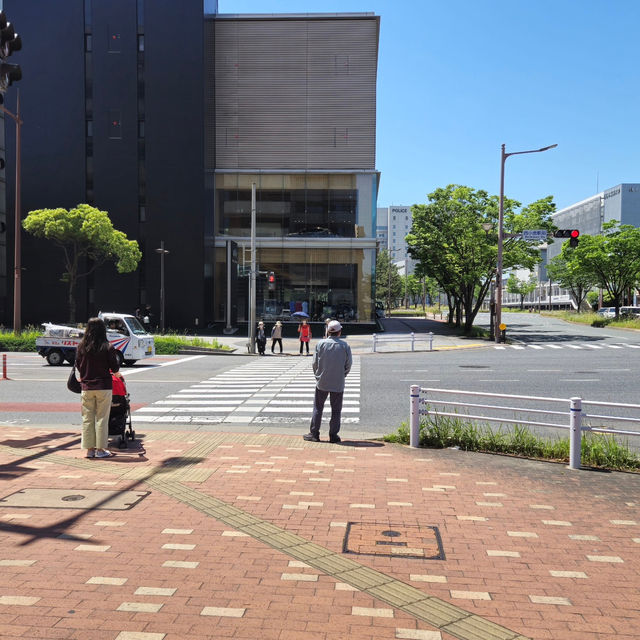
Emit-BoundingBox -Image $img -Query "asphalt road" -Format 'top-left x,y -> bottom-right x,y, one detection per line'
2,312 -> 640,445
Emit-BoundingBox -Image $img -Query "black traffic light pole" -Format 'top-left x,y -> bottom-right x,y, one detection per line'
2,91 -> 22,332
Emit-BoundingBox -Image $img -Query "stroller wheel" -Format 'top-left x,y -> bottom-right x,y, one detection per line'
118,436 -> 128,450
129,430 -> 136,441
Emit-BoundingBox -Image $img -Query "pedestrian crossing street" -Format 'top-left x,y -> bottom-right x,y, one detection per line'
132,356 -> 361,425
494,342 -> 640,351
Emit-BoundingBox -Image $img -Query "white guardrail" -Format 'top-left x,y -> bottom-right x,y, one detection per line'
409,385 -> 640,470
373,332 -> 433,353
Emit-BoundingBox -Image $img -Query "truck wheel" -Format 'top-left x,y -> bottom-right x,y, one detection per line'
114,350 -> 125,368
124,359 -> 137,366
46,350 -> 65,366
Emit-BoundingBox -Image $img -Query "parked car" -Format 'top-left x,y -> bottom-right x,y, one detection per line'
620,306 -> 640,318
597,307 -> 616,318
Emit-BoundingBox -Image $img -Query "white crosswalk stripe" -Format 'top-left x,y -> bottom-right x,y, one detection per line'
493,342 -> 640,351
132,356 -> 361,425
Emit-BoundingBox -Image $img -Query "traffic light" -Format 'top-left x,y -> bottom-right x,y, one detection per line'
553,229 -> 580,248
267,271 -> 276,291
0,11 -> 22,93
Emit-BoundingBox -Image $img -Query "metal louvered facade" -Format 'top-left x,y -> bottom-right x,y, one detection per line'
209,15 -> 379,170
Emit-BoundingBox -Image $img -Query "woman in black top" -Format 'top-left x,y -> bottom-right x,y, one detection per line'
75,318 -> 120,458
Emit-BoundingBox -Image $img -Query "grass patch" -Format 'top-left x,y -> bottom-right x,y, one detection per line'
0,327 -> 40,352
384,414 -> 640,471
542,310 -> 640,330
154,335 -> 231,354
0,328 -> 231,354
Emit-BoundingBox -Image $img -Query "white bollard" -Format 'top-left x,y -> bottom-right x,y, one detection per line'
569,397 -> 582,470
372,333 -> 377,352
411,332 -> 415,351
428,332 -> 433,351
410,385 -> 420,448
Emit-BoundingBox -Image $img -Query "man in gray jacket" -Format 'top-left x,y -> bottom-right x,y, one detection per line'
303,320 -> 352,443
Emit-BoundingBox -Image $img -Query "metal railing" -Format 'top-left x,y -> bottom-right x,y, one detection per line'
372,332 -> 433,353
409,385 -> 640,470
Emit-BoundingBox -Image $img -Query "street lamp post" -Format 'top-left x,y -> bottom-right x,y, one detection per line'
155,241 -> 169,333
495,142 -> 557,342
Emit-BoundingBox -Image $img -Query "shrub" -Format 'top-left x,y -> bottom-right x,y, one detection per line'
384,416 -> 640,471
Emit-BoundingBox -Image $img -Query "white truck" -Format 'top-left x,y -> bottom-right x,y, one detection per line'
35,312 -> 155,366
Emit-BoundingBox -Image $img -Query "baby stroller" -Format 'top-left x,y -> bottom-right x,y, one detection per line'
109,373 -> 135,449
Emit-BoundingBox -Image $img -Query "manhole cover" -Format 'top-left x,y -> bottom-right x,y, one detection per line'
343,523 -> 445,559
0,489 -> 149,510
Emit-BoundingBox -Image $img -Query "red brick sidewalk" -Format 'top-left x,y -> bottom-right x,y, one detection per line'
0,428 -> 638,640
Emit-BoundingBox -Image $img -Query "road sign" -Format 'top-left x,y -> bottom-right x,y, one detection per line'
522,229 -> 548,241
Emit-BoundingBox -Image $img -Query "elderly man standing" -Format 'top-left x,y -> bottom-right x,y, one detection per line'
303,320 -> 352,443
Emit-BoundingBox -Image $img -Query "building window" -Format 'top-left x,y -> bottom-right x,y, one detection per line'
85,34 -> 92,52
137,34 -> 145,52
139,205 -> 146,223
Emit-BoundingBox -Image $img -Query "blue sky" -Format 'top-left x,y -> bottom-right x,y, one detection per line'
219,0 -> 640,211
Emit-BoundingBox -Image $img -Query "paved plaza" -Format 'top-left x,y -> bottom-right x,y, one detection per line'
1,426 -> 638,640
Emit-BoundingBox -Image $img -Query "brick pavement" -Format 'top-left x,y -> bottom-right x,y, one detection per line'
0,427 -> 638,640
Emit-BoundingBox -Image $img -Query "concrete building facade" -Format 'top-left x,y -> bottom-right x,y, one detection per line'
1,2 -> 380,329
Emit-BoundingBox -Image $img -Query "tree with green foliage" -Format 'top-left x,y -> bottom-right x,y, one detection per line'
407,185 -> 556,333
375,250 -> 403,311
506,273 -> 538,309
23,204 -> 142,323
565,221 -> 640,317
546,247 -> 597,311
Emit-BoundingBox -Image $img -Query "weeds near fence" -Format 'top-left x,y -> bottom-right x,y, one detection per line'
384,413 -> 640,471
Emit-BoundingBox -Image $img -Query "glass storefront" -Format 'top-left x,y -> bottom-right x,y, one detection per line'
213,172 -> 378,325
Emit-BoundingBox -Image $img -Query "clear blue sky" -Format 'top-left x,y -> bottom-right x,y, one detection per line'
219,0 -> 639,211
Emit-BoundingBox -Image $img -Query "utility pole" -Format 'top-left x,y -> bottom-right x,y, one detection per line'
2,92 -> 22,332
1,11 -> 23,331
249,183 -> 257,353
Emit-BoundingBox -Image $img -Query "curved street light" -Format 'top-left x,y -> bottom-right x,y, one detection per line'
495,143 -> 557,342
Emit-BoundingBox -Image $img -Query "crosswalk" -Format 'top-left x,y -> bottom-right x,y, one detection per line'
132,356 -> 361,425
494,342 -> 640,351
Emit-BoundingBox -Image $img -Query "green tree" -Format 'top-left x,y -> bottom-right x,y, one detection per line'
566,221 -> 640,317
375,250 -> 403,311
407,185 -> 555,333
506,273 -> 537,309
546,248 -> 597,311
23,204 -> 142,323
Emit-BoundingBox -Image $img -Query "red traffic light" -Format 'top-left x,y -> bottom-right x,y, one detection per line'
570,229 -> 579,238
268,274 -> 275,283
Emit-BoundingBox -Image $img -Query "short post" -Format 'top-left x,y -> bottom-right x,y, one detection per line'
569,397 -> 582,470
428,332 -> 433,351
410,385 -> 420,447
2,354 -> 8,380
372,333 -> 377,353
411,332 -> 415,351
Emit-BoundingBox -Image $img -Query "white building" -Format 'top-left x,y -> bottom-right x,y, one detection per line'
376,205 -> 416,274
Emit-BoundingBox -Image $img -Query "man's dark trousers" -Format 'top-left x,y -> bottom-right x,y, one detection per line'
309,387 -> 344,440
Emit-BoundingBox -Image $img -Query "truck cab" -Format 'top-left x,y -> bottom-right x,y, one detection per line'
35,312 -> 155,366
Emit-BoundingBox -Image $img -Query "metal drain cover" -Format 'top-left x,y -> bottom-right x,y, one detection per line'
0,489 -> 149,510
343,522 -> 445,559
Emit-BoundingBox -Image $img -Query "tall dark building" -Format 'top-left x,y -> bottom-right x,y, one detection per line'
1,1 -> 379,330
